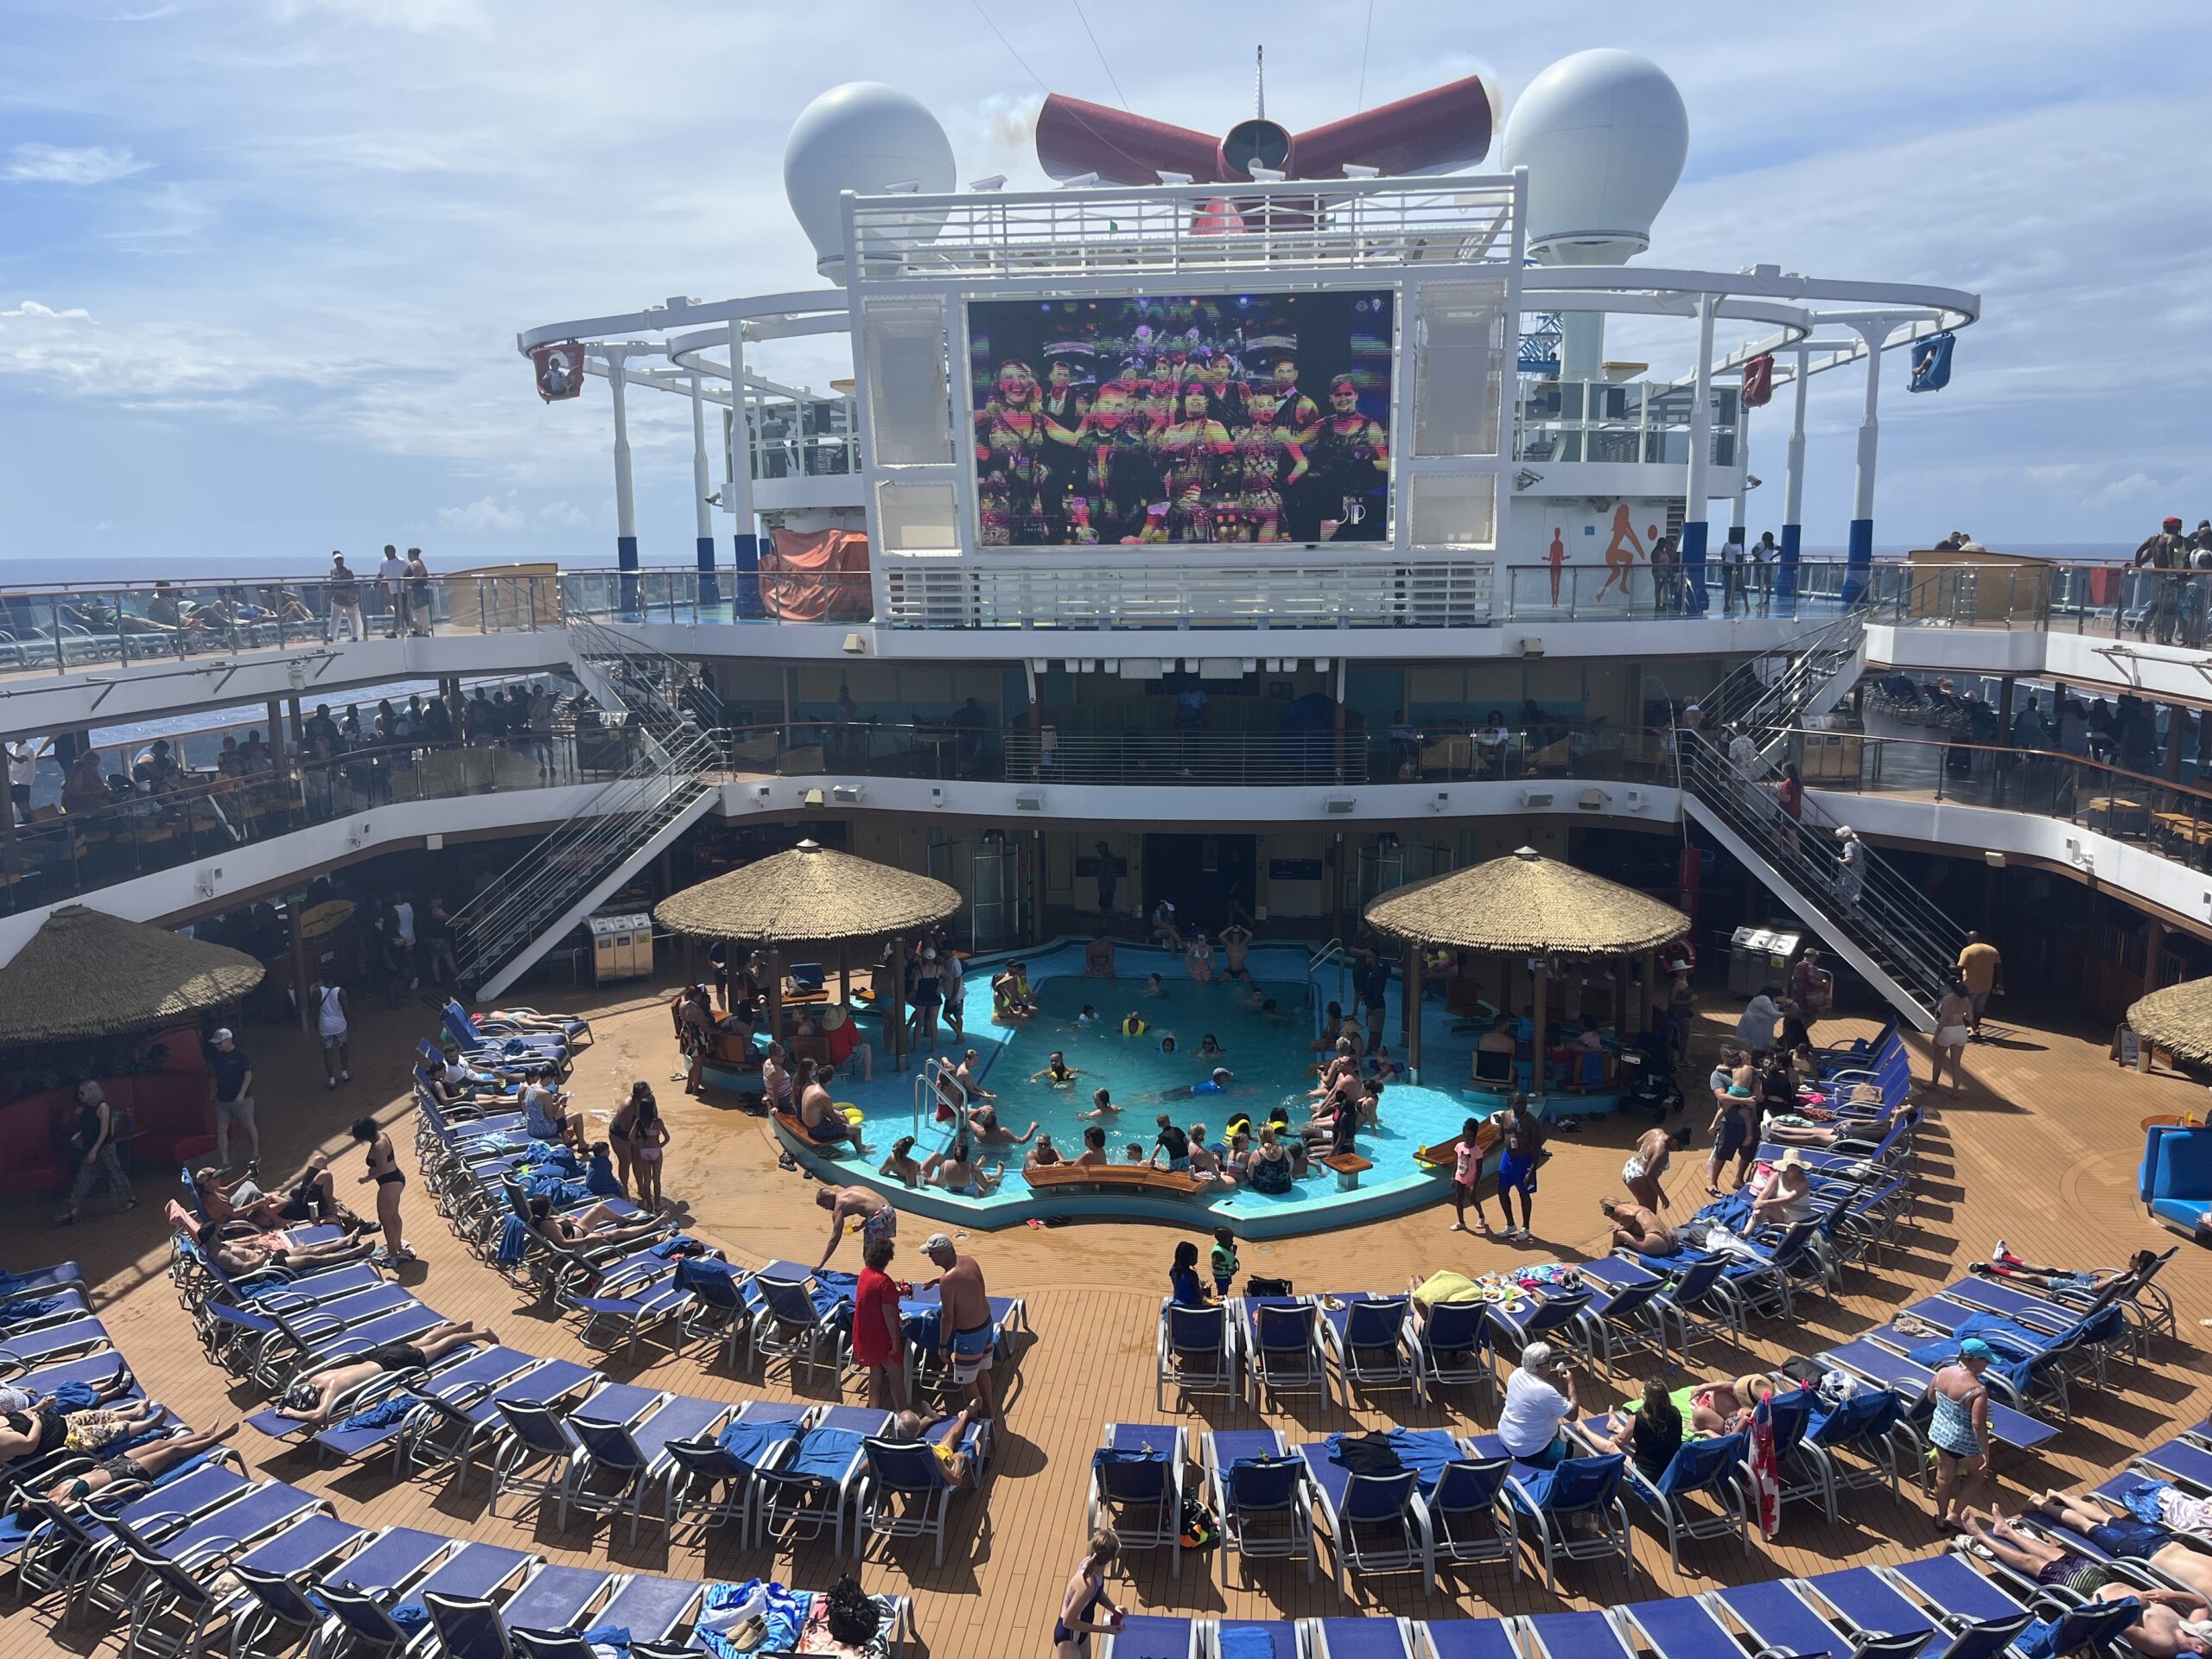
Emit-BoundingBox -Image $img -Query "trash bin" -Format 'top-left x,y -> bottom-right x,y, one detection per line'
1728,925 -> 1801,997
588,913 -> 648,985
616,913 -> 653,978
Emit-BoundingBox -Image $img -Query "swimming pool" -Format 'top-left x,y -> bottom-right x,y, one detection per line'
980,972 -> 1318,1160
772,938 -> 1503,1238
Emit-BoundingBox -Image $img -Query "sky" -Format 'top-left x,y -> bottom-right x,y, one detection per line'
3,0 -> 2209,571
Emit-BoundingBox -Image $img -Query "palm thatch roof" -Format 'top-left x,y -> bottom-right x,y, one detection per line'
2128,977 -> 2212,1065
1363,847 -> 1689,957
0,905 -> 265,1047
655,840 -> 961,949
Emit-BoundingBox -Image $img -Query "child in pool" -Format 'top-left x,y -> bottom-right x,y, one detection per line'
1160,1034 -> 1178,1054
1077,1005 -> 1099,1026
1123,1143 -> 1145,1163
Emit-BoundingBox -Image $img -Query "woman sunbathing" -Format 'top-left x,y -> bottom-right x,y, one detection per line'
1600,1198 -> 1677,1255
1969,1243 -> 2158,1299
525,1195 -> 666,1251
1686,1372 -> 1774,1436
0,1398 -> 168,1466
197,1219 -> 366,1277
19,1421 -> 238,1512
270,1321 -> 494,1425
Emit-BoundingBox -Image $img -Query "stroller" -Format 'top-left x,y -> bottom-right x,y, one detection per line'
1619,1038 -> 1685,1125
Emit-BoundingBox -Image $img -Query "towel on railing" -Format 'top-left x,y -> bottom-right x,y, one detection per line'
334,1394 -> 420,1435
1091,1445 -> 1166,1470
585,1156 -> 623,1198
715,1418 -> 802,1470
810,1268 -> 858,1319
901,1306 -> 940,1351
496,1215 -> 531,1266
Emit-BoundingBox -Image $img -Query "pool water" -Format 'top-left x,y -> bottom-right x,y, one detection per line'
973,974 -> 1319,1159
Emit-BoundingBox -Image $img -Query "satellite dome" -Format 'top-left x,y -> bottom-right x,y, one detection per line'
783,82 -> 957,283
1503,49 -> 1688,265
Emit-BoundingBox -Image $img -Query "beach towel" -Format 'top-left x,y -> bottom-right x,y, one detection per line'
334,1394 -> 419,1435
496,1215 -> 530,1266
715,1418 -> 802,1469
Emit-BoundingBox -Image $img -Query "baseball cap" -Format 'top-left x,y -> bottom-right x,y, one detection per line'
920,1231 -> 956,1255
1959,1338 -> 1994,1362
213,1027 -> 234,1043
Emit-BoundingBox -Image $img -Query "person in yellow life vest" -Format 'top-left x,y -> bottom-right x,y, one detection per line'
1121,1012 -> 1149,1036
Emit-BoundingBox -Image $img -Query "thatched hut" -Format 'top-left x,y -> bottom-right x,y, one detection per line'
654,840 -> 961,1070
1363,847 -> 1690,1079
2128,978 -> 2212,1068
0,904 -> 265,1048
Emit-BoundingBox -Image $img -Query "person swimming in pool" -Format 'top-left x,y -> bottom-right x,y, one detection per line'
1159,1033 -> 1178,1054
1077,1005 -> 1099,1026
1031,1051 -> 1081,1085
1198,1033 -> 1226,1058
1144,973 -> 1165,998
1120,1011 -> 1148,1036
1080,1087 -> 1120,1119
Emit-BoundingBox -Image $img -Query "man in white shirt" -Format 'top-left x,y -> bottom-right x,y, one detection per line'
1497,1341 -> 1576,1464
391,896 -> 418,990
6,736 -> 49,814
377,543 -> 410,637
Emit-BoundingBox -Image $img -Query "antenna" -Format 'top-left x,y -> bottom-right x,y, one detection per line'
1254,44 -> 1265,118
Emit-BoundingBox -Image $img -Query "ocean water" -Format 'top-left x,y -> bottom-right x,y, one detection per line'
971,973 -> 1318,1155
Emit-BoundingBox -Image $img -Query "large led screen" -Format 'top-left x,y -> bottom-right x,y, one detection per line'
967,291 -> 1394,548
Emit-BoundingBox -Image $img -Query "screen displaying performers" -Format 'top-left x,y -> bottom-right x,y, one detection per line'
965,291 -> 1395,548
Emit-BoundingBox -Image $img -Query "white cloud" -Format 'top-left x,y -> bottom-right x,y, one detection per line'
5,143 -> 148,185
537,500 -> 589,530
437,493 -> 526,532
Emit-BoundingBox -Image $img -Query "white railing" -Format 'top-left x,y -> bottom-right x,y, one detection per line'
849,176 -> 1520,283
879,556 -> 1494,631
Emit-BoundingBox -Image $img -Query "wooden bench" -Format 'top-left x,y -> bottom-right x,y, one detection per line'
1021,1163 -> 1212,1198
1321,1152 -> 1373,1192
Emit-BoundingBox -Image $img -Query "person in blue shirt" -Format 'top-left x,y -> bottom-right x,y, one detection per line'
1168,1240 -> 1211,1307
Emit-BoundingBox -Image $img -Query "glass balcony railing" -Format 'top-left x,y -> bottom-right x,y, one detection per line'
1512,379 -> 1740,467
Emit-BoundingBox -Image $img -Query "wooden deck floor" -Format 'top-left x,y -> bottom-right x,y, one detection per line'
4,979 -> 2207,1656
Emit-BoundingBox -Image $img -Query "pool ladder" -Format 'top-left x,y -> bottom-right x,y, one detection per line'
1306,938 -> 1350,1036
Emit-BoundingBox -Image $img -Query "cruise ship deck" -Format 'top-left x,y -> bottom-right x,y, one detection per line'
5,979 -> 2203,1656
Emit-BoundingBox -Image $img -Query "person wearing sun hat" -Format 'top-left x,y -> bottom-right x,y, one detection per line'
817,1001 -> 874,1084
1749,1144 -> 1817,1230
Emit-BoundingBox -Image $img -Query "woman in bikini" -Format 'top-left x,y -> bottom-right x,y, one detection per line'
1052,1528 -> 1123,1657
351,1116 -> 413,1267
525,1195 -> 665,1252
631,1089 -> 670,1211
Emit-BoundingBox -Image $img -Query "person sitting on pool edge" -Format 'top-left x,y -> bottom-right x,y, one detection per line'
1150,1113 -> 1192,1173
922,1130 -> 1002,1198
880,1135 -> 921,1187
1074,1125 -> 1111,1166
1186,1123 -> 1235,1187
798,1063 -> 869,1154
1025,1134 -> 1062,1171
1031,1051 -> 1080,1086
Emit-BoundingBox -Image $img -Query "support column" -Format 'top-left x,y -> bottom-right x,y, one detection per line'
606,346 -> 639,617
1846,322 -> 1891,607
689,371 -> 720,607
765,945 -> 784,1067
2145,918 -> 2167,1000
1529,955 -> 1549,1099
1780,346 -> 1808,613
264,700 -> 287,772
888,936 -> 906,1073
1406,941 -> 1423,1082
1681,295 -> 1719,614
1730,400 -> 1751,554
726,321 -> 765,620
1640,950 -> 1657,1033
289,892 -> 314,1035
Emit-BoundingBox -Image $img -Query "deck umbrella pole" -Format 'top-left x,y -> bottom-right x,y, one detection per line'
289,892 -> 314,1035
1642,949 -> 1657,1033
838,941 -> 850,1009
766,944 -> 784,1057
1406,942 -> 1423,1080
1614,956 -> 1632,1035
1530,954 -> 1548,1100
889,936 -> 906,1073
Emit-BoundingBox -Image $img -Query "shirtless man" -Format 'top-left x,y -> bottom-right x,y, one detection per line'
813,1183 -> 896,1271
2095,1582 -> 2212,1658
1218,923 -> 1254,982
270,1321 -> 495,1425
1600,1197 -> 1677,1255
197,1219 -> 366,1277
966,1103 -> 1039,1148
1622,1123 -> 1690,1212
798,1065 -> 868,1154
2020,1488 -> 2212,1600
953,1049 -> 996,1105
920,1232 -> 998,1421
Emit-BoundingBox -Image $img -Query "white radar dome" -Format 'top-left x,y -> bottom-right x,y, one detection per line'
1503,49 -> 1688,265
783,82 -> 957,283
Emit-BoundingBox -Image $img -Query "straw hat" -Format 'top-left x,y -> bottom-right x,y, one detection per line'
655,840 -> 959,950
820,1004 -> 849,1032
1778,1147 -> 1803,1168
0,905 -> 264,1047
1363,848 -> 1689,958
2127,976 -> 2212,1064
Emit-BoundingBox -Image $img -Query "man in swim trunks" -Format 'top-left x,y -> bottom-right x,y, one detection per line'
1217,922 -> 1254,981
2022,1488 -> 2212,1600
270,1320 -> 494,1425
1495,1092 -> 1543,1240
920,1231 -> 998,1421
813,1183 -> 895,1271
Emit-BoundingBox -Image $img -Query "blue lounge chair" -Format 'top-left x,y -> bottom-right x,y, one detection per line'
1428,1458 -> 1515,1580
1618,1594 -> 1754,1659
1157,1301 -> 1236,1412
1619,1429 -> 1750,1572
225,1514 -> 375,1659
572,1269 -> 696,1363
120,1507 -> 359,1659
569,1389 -> 731,1542
10,1459 -> 251,1617
1089,1424 -> 1186,1577
653,1399 -> 807,1547
319,1538 -> 535,1659
756,1405 -> 889,1557
1711,1578 -> 1928,1659
1803,1565 -> 2032,1659
511,1574 -> 699,1659
1243,1297 -> 1332,1409
424,1564 -> 617,1659
1411,1300 -> 1492,1409
1310,1616 -> 1419,1659
86,1480 -> 329,1629
858,1415 -> 990,1567
746,1274 -> 849,1386
1298,1450 -> 1432,1599
1217,1620 -> 1299,1659
1483,1288 -> 1594,1373
673,1257 -> 753,1367
1321,1294 -> 1423,1402
1649,1255 -> 1740,1351
1783,1385 -> 1909,1520
1414,1621 -> 1518,1659
396,1355 -> 597,1490
1573,1258 -> 1674,1374
1205,1427 -> 1314,1586
1519,1610 -> 1636,1659
1496,1448 -> 1630,1592
0,1316 -> 112,1375
310,1344 -> 537,1467
1099,1615 -> 1204,1659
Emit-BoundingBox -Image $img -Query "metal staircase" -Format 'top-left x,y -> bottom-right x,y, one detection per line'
1700,610 -> 1867,757
1675,741 -> 1963,1031
450,620 -> 721,1001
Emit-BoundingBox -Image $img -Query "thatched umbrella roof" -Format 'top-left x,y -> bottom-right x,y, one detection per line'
0,905 -> 266,1047
1363,846 -> 1689,957
2128,978 -> 2212,1065
655,840 -> 961,950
